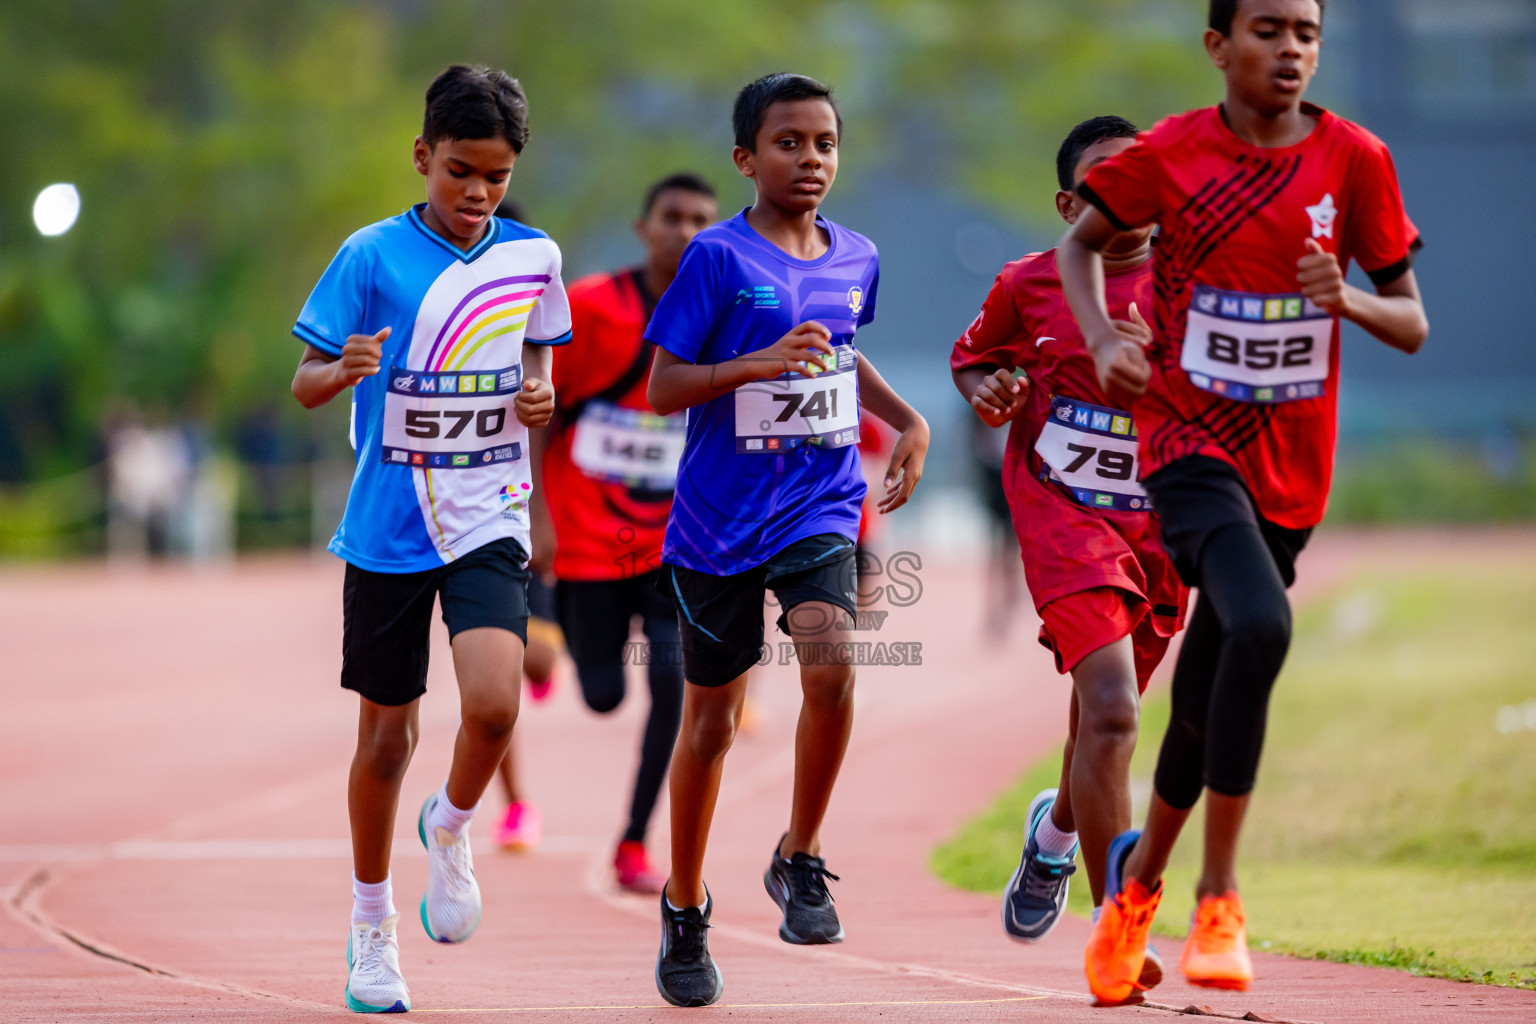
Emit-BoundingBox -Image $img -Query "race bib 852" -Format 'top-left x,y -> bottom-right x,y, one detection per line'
1180,285 -> 1333,404
380,364 -> 524,469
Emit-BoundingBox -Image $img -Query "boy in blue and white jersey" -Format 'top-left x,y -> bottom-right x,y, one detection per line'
290,65 -> 570,1013
644,73 -> 930,1008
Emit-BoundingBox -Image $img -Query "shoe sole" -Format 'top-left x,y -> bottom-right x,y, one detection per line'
345,934 -> 409,1013
763,867 -> 844,944
1001,788 -> 1071,944
417,796 -> 482,944
654,960 -> 725,1007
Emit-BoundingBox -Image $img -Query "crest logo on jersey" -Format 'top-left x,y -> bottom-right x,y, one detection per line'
847,286 -> 864,317
1306,193 -> 1337,239
393,374 -> 416,392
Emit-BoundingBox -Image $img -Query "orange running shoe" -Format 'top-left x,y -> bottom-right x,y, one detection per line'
1180,891 -> 1253,991
1084,829 -> 1163,1006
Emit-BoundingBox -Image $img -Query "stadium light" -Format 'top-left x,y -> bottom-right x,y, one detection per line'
33,183 -> 81,237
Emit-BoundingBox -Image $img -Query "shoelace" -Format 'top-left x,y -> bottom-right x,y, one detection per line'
1020,853 -> 1076,904
353,926 -> 390,982
435,833 -> 474,887
1195,902 -> 1241,946
667,909 -> 711,964
784,856 -> 840,907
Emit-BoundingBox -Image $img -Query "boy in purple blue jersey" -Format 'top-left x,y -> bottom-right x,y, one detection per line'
644,73 -> 929,1008
291,66 -> 569,1013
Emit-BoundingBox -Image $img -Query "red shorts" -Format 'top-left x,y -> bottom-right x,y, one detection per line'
1037,587 -> 1171,693
1002,438 -> 1188,691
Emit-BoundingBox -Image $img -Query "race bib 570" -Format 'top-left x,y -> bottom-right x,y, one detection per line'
1034,395 -> 1150,512
1180,285 -> 1332,404
734,346 -> 860,454
380,364 -> 524,468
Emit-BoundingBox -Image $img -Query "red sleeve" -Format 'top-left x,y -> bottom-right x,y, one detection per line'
950,267 -> 1029,373
1077,131 -> 1171,233
1346,138 -> 1416,287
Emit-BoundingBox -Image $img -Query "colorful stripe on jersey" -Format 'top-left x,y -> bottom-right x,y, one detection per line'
423,275 -> 552,371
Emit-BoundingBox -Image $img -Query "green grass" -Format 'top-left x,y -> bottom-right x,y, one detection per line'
931,564 -> 1536,989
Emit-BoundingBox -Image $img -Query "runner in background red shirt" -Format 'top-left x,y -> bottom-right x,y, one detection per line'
1059,0 -> 1429,1003
951,118 -> 1185,978
528,174 -> 718,891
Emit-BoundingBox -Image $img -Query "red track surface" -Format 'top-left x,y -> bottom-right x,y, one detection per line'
4,532 -> 1534,1022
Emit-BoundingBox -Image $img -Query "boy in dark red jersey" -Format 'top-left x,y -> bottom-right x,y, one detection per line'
538,173 -> 718,891
950,118 -> 1186,976
1059,0 -> 1428,1003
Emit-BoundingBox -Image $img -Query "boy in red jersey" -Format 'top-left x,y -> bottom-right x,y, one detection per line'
1059,0 -> 1428,1003
538,173 -> 719,890
950,118 -> 1185,976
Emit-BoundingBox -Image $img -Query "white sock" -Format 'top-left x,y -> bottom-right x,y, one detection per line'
352,875 -> 394,927
429,783 -> 477,838
1034,807 -> 1078,859
665,892 -> 710,914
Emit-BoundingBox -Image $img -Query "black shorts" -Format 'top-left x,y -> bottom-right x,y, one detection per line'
1143,456 -> 1312,589
341,537 -> 531,707
556,571 -> 676,666
660,534 -> 858,688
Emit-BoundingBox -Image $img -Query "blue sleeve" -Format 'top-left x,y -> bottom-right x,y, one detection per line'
293,237 -> 371,356
858,261 -> 879,328
644,239 -> 721,364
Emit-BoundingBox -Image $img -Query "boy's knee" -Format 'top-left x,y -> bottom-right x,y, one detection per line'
1079,687 -> 1139,746
683,705 -> 737,760
358,726 -> 415,779
1226,608 -> 1291,668
576,663 -> 625,714
800,661 -> 855,708
460,692 -> 517,740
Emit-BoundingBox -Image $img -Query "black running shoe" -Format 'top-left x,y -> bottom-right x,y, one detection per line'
655,889 -> 723,1007
763,835 -> 844,944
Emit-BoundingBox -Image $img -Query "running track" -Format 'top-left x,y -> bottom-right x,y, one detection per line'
4,532 -> 1534,1022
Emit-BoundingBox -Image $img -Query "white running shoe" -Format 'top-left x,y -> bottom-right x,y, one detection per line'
345,913 -> 409,1013
418,794 -> 482,943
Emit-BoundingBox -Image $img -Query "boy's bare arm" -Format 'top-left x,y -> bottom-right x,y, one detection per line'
520,341 -> 556,570
647,323 -> 838,417
857,353 -> 929,514
291,327 -> 390,409
1297,240 -> 1428,354
952,364 -> 1029,427
1058,208 -> 1154,401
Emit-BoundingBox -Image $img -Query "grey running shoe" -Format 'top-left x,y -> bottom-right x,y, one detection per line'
655,889 -> 724,1007
764,835 -> 844,944
1002,788 -> 1078,942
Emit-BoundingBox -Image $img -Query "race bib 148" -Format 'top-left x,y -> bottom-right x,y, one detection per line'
570,401 -> 685,490
1180,285 -> 1333,404
380,364 -> 524,469
1034,395 -> 1150,512
734,347 -> 860,454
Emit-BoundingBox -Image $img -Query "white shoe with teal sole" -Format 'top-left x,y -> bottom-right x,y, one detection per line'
418,794 -> 482,943
346,913 -> 409,1013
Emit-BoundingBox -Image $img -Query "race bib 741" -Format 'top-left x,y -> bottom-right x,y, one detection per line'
733,346 -> 860,454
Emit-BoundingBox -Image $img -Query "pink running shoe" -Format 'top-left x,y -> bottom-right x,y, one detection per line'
614,840 -> 665,893
526,673 -> 555,704
494,802 -> 541,851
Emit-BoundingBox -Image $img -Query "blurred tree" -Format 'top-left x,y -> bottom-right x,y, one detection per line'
0,0 -> 1211,482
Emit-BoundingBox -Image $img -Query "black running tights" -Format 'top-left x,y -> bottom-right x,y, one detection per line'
1152,522 -> 1293,808
573,608 -> 684,844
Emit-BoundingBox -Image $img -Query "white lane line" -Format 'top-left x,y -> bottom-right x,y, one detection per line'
0,835 -> 606,863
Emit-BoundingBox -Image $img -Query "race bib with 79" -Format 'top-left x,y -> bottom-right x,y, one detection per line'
380,364 -> 524,468
1034,395 -> 1150,512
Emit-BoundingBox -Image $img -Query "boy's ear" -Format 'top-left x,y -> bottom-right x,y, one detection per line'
1204,27 -> 1230,70
731,145 -> 757,180
1056,190 -> 1078,225
412,137 -> 432,176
